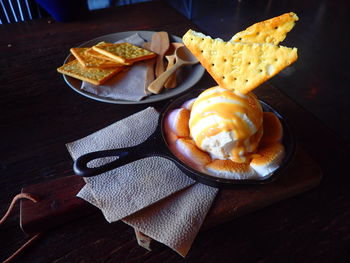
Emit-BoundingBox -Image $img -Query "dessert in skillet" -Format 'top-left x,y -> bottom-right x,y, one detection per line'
164,12 -> 298,179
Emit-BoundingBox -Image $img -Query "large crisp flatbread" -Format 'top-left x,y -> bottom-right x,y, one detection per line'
231,12 -> 299,45
182,29 -> 298,94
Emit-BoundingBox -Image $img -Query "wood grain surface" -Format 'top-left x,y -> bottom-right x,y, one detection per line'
19,145 -> 321,235
1,1 -> 350,262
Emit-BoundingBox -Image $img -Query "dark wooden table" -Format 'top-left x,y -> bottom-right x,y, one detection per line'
1,1 -> 349,262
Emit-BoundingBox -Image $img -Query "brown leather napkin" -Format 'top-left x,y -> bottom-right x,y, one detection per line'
66,107 -> 218,256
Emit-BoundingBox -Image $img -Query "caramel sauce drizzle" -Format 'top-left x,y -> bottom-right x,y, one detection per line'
189,87 -> 263,162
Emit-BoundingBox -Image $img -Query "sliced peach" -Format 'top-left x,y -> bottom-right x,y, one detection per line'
260,112 -> 283,146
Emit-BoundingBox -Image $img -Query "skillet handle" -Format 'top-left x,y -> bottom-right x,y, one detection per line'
73,146 -> 142,177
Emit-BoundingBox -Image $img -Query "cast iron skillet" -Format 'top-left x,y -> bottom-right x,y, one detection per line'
73,88 -> 296,188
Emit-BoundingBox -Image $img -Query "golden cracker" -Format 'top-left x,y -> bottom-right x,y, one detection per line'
57,59 -> 124,85
92,42 -> 156,64
70,47 -> 123,68
85,47 -> 125,63
230,12 -> 299,45
183,29 -> 298,94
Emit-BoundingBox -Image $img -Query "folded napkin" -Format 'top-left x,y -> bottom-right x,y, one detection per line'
81,33 -> 150,101
66,107 -> 218,256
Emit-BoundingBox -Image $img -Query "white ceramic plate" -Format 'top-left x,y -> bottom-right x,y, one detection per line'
62,31 -> 205,104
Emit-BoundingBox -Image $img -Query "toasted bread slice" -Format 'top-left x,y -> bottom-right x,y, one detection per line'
231,12 -> 299,45
182,29 -> 298,94
92,42 -> 156,64
57,59 -> 124,85
70,47 -> 123,68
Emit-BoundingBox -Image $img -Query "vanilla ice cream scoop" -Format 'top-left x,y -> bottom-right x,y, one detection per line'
189,86 -> 263,163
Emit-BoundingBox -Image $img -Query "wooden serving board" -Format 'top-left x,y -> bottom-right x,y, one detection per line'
20,146 -> 321,235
